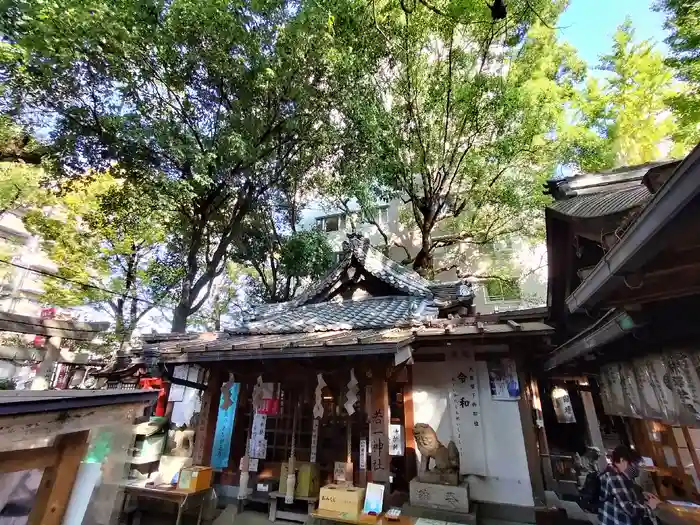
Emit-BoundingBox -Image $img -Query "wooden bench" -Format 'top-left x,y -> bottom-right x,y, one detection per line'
268,491 -> 318,523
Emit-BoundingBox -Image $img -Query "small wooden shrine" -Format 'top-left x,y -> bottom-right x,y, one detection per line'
142,234 -> 556,523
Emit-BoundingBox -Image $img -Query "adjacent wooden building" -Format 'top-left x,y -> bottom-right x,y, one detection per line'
542,144 -> 700,503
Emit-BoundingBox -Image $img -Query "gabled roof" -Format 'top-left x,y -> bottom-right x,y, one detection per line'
548,185 -> 650,220
239,234 -> 474,336
293,234 -> 435,305
545,161 -> 680,222
544,161 -> 677,200
140,319 -> 554,364
231,296 -> 436,335
566,143 -> 700,313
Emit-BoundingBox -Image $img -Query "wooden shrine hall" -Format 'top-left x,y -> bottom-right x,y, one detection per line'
140,235 -> 559,524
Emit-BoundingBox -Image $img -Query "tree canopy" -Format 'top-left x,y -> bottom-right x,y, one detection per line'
23,173 -> 177,344
0,0 -> 697,334
656,0 -> 700,144
319,0 -> 584,276
562,18 -> 688,172
0,0 -> 369,331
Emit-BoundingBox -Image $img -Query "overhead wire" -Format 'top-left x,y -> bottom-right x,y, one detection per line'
0,258 -> 172,309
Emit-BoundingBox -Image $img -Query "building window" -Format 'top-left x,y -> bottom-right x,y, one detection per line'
365,206 -> 389,225
484,278 -> 520,302
315,214 -> 346,232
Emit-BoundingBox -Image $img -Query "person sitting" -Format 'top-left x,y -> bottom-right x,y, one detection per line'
599,445 -> 660,525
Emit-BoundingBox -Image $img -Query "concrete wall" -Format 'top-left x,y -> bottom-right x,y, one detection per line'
411,356 -> 534,507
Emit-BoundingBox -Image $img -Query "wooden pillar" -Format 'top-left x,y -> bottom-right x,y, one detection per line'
403,365 -> 417,483
193,367 -> 225,466
531,378 -> 556,492
29,431 -> 89,525
580,384 -> 607,471
682,426 -> 700,486
370,371 -> 390,484
517,362 -> 546,505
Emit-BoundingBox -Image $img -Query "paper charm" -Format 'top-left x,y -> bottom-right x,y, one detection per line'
313,373 -> 326,419
345,368 -> 359,415
252,375 -> 264,411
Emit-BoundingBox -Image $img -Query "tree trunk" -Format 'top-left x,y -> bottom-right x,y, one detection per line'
412,230 -> 434,277
171,299 -> 190,333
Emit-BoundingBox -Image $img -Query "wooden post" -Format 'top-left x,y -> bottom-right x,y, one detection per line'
580,385 -> 607,471
666,424 -> 696,498
517,362 -> 546,506
193,367 -> 225,465
682,426 -> 700,487
403,365 -> 417,483
530,378 -> 556,492
370,371 -> 390,484
28,431 -> 89,525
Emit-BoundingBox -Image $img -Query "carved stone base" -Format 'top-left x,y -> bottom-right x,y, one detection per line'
409,478 -> 469,513
417,471 -> 459,486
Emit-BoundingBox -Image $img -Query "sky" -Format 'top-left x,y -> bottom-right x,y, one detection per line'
557,0 -> 669,68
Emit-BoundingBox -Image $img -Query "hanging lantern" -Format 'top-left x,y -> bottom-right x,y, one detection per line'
552,386 -> 576,424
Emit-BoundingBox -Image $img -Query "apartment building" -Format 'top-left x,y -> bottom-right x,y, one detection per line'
299,199 -> 547,314
0,209 -> 58,316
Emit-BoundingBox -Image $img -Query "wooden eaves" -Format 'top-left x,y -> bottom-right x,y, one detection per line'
565,143 -> 700,313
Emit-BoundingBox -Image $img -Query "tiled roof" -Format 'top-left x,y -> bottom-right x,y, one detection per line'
544,161 -> 677,200
236,235 -> 474,336
547,185 -> 651,219
231,296 -> 436,335
139,319 -> 553,363
293,235 -> 434,305
354,237 -> 434,298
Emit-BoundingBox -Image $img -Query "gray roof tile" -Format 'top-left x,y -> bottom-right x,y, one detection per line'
293,235 -> 434,305
547,185 -> 651,219
231,296 -> 436,335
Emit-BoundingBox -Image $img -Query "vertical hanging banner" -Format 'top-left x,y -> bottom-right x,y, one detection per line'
250,413 -> 268,458
370,379 -> 390,482
389,424 -> 404,456
212,382 -> 240,469
359,438 -> 367,470
449,354 -> 486,476
310,419 -> 320,463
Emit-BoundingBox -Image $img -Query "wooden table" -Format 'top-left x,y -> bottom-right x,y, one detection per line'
120,484 -> 212,525
656,502 -> 700,525
268,491 -> 319,523
310,509 -> 415,525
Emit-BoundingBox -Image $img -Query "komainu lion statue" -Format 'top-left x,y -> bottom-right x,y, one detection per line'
413,423 -> 459,485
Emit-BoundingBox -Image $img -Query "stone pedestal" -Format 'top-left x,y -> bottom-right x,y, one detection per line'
409,478 -> 469,513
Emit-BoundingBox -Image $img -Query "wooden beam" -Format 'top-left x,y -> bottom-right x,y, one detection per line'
0,312 -> 109,341
0,403 -> 142,450
28,431 -> 89,525
682,426 -> 700,485
530,378 -> 556,492
580,388 -> 607,471
666,425 -> 696,499
0,446 -> 57,473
